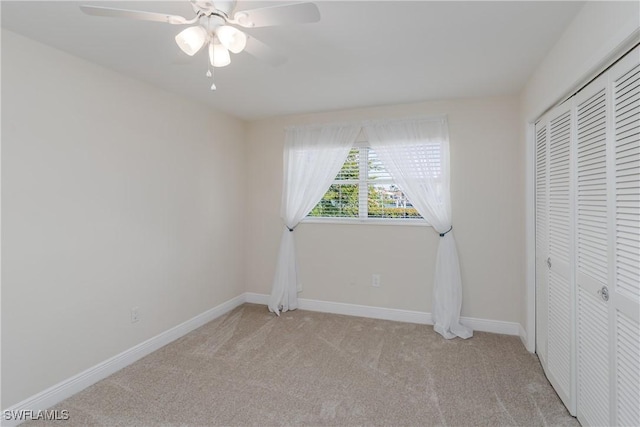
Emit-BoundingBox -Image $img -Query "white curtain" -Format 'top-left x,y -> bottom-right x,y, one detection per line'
268,123 -> 360,315
364,117 -> 472,339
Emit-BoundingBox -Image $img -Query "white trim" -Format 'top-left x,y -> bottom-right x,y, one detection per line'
525,121 -> 537,353
244,292 -> 270,305
245,292 -> 521,336
1,294 -> 246,427
301,217 -> 429,227
519,323 -> 528,350
302,297 -> 432,325
461,316 -> 520,336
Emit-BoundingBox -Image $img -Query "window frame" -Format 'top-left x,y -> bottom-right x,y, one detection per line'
303,141 -> 430,226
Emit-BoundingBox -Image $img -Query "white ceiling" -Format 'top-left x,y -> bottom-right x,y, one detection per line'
1,1 -> 584,120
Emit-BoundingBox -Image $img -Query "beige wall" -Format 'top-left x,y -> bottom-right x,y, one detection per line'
246,96 -> 524,322
1,30 -> 246,408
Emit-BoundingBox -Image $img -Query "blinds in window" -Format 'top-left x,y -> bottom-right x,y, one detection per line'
308,145 -> 424,220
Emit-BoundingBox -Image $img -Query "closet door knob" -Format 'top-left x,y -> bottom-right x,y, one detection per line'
597,286 -> 609,302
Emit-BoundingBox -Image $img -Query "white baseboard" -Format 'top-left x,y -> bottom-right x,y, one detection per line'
244,292 -> 270,305
244,292 -> 521,336
519,323 -> 533,352
4,292 -> 523,426
460,315 -> 521,336
301,298 -> 433,324
1,294 -> 246,427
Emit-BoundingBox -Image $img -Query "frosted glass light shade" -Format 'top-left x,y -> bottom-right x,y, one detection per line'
216,25 -> 247,54
209,42 -> 231,67
175,26 -> 207,56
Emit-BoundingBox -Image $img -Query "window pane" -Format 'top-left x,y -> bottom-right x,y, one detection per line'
367,184 -> 422,219
335,148 -> 359,181
308,184 -> 359,217
306,146 -> 426,221
367,149 -> 392,180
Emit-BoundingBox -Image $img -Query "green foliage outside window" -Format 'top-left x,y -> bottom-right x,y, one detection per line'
308,148 -> 421,219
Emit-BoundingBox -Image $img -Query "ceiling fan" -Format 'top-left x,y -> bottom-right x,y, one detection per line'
80,1 -> 321,90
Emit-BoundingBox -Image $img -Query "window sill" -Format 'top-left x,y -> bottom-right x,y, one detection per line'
301,217 -> 431,227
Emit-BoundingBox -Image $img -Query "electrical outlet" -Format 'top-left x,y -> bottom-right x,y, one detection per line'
372,274 -> 381,287
131,307 -> 140,323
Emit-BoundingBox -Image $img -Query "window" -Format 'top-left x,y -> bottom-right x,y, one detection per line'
307,144 -> 424,222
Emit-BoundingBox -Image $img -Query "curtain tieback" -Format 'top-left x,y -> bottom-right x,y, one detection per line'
287,226 -> 296,232
439,226 -> 453,237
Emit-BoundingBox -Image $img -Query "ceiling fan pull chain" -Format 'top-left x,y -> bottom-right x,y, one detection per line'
206,51 -> 213,77
207,65 -> 216,91
207,39 -> 217,91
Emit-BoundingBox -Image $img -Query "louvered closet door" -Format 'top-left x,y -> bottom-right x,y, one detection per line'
546,101 -> 575,413
536,45 -> 640,426
610,46 -> 639,427
535,118 -> 549,365
575,73 -> 610,427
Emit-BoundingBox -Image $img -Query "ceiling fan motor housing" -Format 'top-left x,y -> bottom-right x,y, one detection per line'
191,1 -> 236,18
200,14 -> 227,33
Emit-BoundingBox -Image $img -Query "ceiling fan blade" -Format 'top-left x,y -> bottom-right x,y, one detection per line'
233,2 -> 320,28
244,36 -> 287,67
80,5 -> 191,25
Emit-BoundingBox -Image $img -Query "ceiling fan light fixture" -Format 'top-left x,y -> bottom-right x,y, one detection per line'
175,26 -> 207,56
80,0 -> 320,90
209,41 -> 231,67
216,25 -> 247,54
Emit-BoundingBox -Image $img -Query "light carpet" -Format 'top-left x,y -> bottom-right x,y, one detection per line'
25,303 -> 578,426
